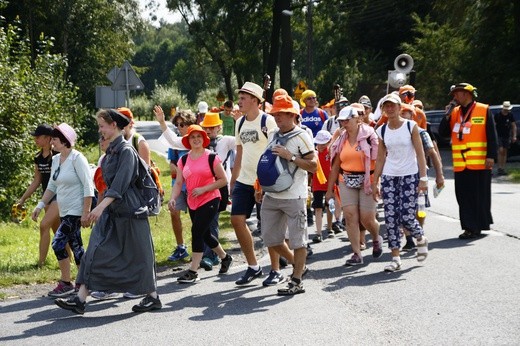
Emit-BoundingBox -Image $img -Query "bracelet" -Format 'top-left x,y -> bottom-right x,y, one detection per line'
36,201 -> 45,210
419,176 -> 429,182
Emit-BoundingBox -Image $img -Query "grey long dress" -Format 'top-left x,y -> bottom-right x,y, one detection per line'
77,135 -> 157,294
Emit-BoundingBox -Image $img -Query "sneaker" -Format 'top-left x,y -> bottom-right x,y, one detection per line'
55,295 -> 85,314
235,266 -> 263,285
312,234 -> 322,243
372,235 -> 383,258
326,230 -> 335,239
91,291 -> 119,300
402,240 -> 416,251
332,221 -> 343,234
262,270 -> 286,286
306,244 -> 313,258
210,255 -> 220,266
277,279 -> 305,296
48,281 -> 75,297
177,270 -> 199,284
290,265 -> 309,280
360,243 -> 367,250
168,244 -> 189,261
219,254 -> 233,274
345,253 -> 363,266
200,257 -> 213,271
384,259 -> 402,272
123,292 -> 144,299
132,295 -> 162,313
74,283 -> 81,293
458,230 -> 477,239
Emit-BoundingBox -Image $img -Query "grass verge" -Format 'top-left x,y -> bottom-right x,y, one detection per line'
0,146 -> 234,295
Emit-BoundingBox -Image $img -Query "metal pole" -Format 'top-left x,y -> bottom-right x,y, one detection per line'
125,64 -> 130,107
307,0 -> 313,86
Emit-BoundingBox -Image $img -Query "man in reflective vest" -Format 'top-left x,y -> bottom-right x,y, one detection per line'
439,83 -> 498,239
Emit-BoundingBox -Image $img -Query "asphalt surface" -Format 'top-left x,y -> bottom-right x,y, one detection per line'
1,121 -> 519,345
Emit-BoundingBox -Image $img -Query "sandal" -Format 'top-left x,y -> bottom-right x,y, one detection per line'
384,259 -> 401,272
416,236 -> 428,262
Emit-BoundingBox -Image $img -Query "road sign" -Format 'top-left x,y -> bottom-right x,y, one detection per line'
111,61 -> 144,91
294,80 -> 307,100
107,67 -> 119,83
95,86 -> 126,108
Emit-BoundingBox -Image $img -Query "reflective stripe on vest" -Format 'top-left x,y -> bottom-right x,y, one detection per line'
450,103 -> 489,172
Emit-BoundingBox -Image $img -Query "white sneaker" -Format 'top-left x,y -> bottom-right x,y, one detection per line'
123,292 -> 144,299
90,291 -> 119,300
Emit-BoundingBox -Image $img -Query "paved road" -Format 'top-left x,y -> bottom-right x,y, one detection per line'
1,122 -> 519,345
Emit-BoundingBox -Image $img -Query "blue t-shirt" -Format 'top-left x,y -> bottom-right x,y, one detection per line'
301,108 -> 328,137
168,148 -> 188,190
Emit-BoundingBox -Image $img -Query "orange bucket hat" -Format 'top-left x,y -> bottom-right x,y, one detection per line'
270,93 -> 299,115
199,112 -> 223,127
181,124 -> 210,149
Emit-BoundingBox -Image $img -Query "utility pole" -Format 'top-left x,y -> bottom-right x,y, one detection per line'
306,0 -> 313,86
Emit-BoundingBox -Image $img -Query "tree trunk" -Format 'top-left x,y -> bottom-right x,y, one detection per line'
279,0 -> 293,96
266,0 -> 283,103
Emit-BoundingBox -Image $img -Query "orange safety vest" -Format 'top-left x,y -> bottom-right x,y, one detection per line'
449,102 -> 489,172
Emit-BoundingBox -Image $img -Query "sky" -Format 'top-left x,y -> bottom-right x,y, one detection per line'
138,0 -> 180,25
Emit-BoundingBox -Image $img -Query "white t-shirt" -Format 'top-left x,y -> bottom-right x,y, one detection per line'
264,127 -> 315,200
235,112 -> 277,186
376,120 -> 418,176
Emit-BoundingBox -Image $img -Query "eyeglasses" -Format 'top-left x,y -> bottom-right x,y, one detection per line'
176,123 -> 186,128
401,92 -> 415,98
52,166 -> 61,181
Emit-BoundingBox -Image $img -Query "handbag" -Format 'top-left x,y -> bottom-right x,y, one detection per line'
343,173 -> 364,189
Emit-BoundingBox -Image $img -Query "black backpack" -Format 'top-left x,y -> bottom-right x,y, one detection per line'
181,153 -> 229,212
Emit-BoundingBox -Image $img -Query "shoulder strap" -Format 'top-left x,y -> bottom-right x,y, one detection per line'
132,133 -> 140,151
208,152 -> 217,177
318,109 -> 326,122
222,150 -> 232,169
237,114 -> 268,138
407,120 -> 412,134
181,153 -> 187,167
381,123 -> 387,141
327,119 -> 333,132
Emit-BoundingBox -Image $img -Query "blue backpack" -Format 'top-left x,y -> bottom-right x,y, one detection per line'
257,129 -> 304,192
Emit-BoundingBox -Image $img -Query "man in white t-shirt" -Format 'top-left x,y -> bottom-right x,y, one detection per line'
230,82 -> 277,285
256,91 -> 317,295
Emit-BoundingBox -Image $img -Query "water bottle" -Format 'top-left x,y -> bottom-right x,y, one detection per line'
328,198 -> 335,214
417,192 -> 426,218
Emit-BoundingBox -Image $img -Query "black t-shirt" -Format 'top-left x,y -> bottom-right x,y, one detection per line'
34,150 -> 58,192
494,111 -> 515,138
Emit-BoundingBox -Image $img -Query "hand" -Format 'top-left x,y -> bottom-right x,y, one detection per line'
371,182 -> 380,202
485,158 -> 494,170
153,105 -> 166,123
168,199 -> 176,212
272,145 -> 291,160
418,180 -> 428,192
81,213 -> 91,228
191,187 -> 206,197
86,206 -> 103,225
31,208 -> 41,222
254,190 -> 263,203
435,176 -> 445,189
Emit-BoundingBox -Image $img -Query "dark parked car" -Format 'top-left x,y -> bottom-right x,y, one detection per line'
426,104 -> 520,155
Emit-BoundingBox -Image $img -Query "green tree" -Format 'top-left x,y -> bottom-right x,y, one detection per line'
0,22 -> 88,220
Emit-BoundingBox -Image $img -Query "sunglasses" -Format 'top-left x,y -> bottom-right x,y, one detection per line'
401,92 -> 415,97
52,166 -> 60,181
176,123 -> 186,128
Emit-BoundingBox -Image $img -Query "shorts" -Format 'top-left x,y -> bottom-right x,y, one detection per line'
498,136 -> 511,149
311,190 -> 326,209
230,181 -> 256,218
338,182 -> 377,211
174,190 -> 188,212
260,195 -> 307,249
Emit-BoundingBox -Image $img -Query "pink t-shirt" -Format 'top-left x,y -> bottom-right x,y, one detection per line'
178,150 -> 221,210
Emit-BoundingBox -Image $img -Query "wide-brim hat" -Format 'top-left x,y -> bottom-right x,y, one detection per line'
399,84 -> 416,95
199,112 -> 223,127
31,124 -> 53,136
270,94 -> 299,115
449,83 -> 477,97
502,101 -> 513,110
181,124 -> 210,149
236,82 -> 264,102
198,101 -> 209,113
400,103 -> 416,116
358,95 -> 372,108
53,123 -> 77,147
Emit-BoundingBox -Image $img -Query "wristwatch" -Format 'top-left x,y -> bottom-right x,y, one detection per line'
290,155 -> 297,162
419,176 -> 428,182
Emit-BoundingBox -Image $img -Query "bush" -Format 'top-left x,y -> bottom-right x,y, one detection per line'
0,23 -> 89,220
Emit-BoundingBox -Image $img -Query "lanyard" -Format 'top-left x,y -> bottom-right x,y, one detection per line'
458,102 -> 476,140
